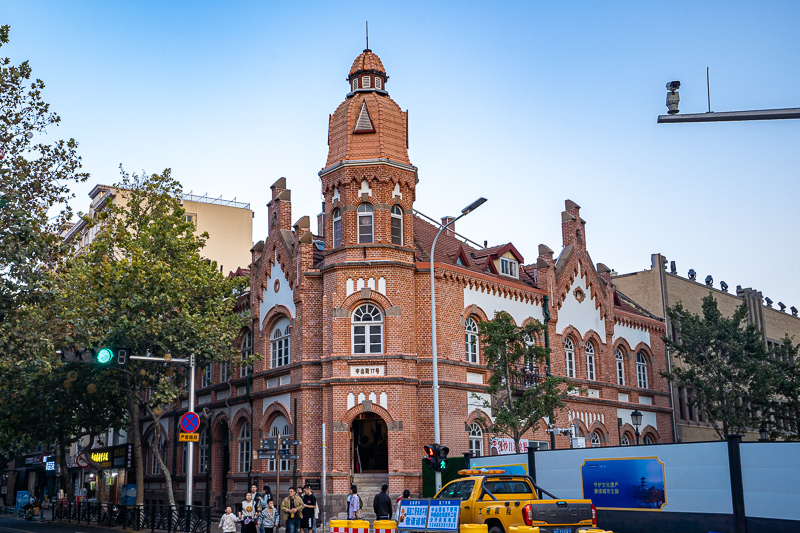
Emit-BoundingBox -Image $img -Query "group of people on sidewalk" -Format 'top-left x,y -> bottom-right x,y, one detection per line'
219,483 -> 317,533
347,485 -> 412,522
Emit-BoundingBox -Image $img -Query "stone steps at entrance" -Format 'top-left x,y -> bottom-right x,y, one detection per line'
347,473 -> 389,521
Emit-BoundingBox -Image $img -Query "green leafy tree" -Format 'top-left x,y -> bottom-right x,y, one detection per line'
474,311 -> 575,452
763,336 -> 800,440
0,363 -> 128,499
56,168 -> 248,506
663,294 -> 771,439
0,25 -> 88,373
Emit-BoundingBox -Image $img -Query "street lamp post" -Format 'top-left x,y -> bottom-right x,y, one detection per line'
631,409 -> 643,445
759,426 -> 769,442
430,197 -> 487,492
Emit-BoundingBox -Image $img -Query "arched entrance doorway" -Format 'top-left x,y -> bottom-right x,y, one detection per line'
352,413 -> 388,473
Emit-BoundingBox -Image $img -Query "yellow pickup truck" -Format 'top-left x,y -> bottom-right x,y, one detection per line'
433,470 -> 604,533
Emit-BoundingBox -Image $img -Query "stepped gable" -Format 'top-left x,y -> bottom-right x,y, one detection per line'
325,49 -> 410,167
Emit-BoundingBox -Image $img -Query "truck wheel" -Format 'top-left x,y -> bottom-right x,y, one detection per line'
488,525 -> 504,533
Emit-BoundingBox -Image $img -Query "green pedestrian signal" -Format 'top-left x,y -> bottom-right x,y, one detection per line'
436,446 -> 449,472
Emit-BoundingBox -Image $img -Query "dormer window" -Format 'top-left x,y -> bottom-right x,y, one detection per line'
362,76 -> 371,89
375,77 -> 382,90
352,78 -> 358,91
500,257 -> 519,278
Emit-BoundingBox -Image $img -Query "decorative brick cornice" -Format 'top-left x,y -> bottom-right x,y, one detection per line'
614,308 -> 665,333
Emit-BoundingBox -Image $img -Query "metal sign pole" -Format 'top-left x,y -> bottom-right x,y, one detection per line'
276,433 -> 281,507
322,423 -> 326,530
186,354 -> 196,507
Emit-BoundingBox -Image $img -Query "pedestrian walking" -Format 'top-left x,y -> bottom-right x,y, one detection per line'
301,485 -> 316,533
219,507 -> 239,533
373,484 -> 392,520
250,484 -> 263,514
348,485 -> 362,520
394,489 -> 410,522
240,492 -> 258,533
263,485 -> 274,504
280,487 -> 305,533
258,499 -> 280,533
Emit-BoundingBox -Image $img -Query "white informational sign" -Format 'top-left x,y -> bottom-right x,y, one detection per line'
397,500 -> 430,531
426,500 -> 460,531
489,437 -> 528,455
350,365 -> 385,377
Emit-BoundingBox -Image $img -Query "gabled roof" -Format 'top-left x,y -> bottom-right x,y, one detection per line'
412,216 -> 538,289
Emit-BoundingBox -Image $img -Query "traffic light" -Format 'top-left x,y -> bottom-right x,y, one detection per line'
436,445 -> 450,472
59,346 -> 130,367
423,444 -> 438,471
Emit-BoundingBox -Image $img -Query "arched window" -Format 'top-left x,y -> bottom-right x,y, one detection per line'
585,341 -> 596,381
332,208 -> 342,248
642,434 -> 654,445
590,431 -> 602,447
465,318 -> 479,363
198,428 -> 209,474
620,433 -> 631,446
352,303 -> 383,354
357,203 -> 374,244
469,423 -> 483,457
565,338 -> 575,378
268,416 -> 291,472
240,329 -> 253,377
238,422 -> 251,473
615,348 -> 626,386
637,352 -> 649,389
391,205 -> 403,246
271,318 -> 291,368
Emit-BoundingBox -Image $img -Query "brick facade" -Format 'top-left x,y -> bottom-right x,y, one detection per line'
137,48 -> 672,513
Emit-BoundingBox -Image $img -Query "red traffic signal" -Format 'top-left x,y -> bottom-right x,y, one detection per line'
423,444 -> 438,470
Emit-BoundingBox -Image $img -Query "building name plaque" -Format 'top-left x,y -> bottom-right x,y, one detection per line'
350,365 -> 385,377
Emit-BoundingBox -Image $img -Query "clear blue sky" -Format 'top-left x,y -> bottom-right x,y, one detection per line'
4,1 -> 800,316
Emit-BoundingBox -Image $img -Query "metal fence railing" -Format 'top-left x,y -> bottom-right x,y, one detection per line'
51,502 -> 212,533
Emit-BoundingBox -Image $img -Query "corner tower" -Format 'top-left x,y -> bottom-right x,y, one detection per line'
320,48 -> 417,257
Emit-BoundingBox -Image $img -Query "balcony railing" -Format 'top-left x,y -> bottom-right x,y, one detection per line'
509,365 -> 546,391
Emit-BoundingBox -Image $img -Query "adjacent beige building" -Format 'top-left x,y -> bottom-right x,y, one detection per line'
613,253 -> 800,442
64,184 -> 254,274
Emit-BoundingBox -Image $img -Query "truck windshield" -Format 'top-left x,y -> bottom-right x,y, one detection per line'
435,480 -> 476,501
483,480 -> 533,494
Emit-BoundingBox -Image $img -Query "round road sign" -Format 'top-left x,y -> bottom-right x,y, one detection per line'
180,412 -> 200,433
76,452 -> 89,468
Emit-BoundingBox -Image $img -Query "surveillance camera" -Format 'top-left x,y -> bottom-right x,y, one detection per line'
765,297 -> 773,307
779,302 -> 786,312
665,81 -> 680,115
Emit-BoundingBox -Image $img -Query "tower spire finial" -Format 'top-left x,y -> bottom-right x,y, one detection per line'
365,21 -> 369,51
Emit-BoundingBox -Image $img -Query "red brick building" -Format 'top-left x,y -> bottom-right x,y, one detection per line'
147,47 -> 672,513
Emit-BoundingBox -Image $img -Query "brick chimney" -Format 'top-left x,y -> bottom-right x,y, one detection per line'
561,199 -> 586,249
442,216 -> 456,237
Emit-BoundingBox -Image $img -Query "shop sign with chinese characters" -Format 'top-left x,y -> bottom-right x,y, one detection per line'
350,365 -> 385,377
